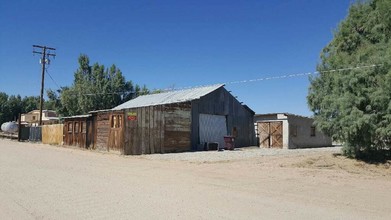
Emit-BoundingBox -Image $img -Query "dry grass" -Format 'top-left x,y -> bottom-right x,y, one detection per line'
291,153 -> 391,176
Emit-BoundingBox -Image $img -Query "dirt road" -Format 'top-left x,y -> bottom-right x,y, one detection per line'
0,139 -> 390,219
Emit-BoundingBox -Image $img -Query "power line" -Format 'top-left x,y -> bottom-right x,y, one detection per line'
46,63 -> 382,97
45,69 -> 61,90
164,64 -> 382,91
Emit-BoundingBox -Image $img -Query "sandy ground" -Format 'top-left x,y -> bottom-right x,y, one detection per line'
0,139 -> 390,220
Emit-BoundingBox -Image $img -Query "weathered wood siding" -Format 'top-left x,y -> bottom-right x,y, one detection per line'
63,118 -> 91,149
107,111 -> 125,153
191,87 -> 255,149
164,103 -> 191,153
94,112 -> 110,151
42,124 -> 63,145
124,103 -> 191,155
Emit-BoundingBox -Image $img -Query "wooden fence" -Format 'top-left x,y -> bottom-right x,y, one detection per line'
42,124 -> 63,145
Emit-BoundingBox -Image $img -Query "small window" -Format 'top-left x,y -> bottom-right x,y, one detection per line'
310,126 -> 316,137
111,115 -> 122,128
118,115 -> 122,128
68,122 -> 73,133
111,115 -> 117,128
81,122 -> 86,133
32,116 -> 36,120
74,122 -> 79,133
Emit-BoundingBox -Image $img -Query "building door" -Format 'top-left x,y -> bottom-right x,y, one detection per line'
199,114 -> 227,149
258,122 -> 283,148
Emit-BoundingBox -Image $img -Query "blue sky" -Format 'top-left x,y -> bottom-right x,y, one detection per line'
0,0 -> 351,116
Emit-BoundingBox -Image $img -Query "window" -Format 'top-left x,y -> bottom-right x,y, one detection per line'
68,122 -> 73,133
111,115 -> 122,128
32,116 -> 36,120
81,122 -> 86,133
74,122 -> 79,133
310,126 -> 316,137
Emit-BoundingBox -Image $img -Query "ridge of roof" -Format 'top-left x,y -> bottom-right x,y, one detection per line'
113,84 -> 224,110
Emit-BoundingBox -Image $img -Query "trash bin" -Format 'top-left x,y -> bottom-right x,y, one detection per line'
224,136 -> 235,150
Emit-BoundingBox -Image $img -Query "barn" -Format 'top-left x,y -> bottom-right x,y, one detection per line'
62,84 -> 255,154
108,84 -> 255,155
254,113 -> 332,149
62,110 -> 124,153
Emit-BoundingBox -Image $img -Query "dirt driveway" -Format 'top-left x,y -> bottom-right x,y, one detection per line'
0,139 -> 390,219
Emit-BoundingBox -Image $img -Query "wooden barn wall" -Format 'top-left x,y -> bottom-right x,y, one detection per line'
163,103 -> 191,153
124,103 -> 191,155
191,87 -> 255,149
42,124 -> 63,145
94,112 -> 110,151
63,118 -> 91,149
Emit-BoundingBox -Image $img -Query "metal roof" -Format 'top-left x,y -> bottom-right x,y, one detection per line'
61,114 -> 91,119
113,84 -> 224,110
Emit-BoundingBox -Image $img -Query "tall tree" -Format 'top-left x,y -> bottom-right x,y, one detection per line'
48,54 -> 149,116
307,0 -> 391,159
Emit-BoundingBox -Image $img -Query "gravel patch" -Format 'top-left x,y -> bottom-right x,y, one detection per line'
138,146 -> 342,163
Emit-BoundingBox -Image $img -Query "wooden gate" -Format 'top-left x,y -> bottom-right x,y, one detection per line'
258,122 -> 283,148
64,120 -> 88,148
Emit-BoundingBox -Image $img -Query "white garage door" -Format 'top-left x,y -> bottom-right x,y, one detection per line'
199,114 -> 227,149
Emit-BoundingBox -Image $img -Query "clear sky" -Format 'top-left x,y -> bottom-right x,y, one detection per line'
0,0 -> 352,116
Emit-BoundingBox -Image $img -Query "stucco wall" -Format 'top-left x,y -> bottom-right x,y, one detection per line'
254,113 -> 333,149
287,115 -> 332,148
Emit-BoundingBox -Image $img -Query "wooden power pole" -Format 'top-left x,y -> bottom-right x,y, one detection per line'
33,45 -> 56,126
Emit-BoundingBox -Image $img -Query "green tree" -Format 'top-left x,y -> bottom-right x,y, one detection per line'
0,92 -> 9,125
307,0 -> 391,159
48,54 -> 149,116
22,96 -> 40,113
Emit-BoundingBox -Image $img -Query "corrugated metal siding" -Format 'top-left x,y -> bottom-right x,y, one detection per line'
29,127 -> 42,142
113,84 -> 224,110
199,114 -> 227,149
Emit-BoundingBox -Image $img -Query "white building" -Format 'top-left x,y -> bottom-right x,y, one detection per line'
254,113 -> 332,149
21,110 -> 59,126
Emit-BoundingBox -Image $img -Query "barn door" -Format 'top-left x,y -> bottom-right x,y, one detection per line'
108,114 -> 124,152
199,114 -> 227,149
270,122 -> 283,148
258,122 -> 270,147
258,122 -> 283,148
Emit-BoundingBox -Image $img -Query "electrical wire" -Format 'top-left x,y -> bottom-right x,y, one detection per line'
45,63 -> 382,96
163,64 -> 382,91
45,68 -> 61,90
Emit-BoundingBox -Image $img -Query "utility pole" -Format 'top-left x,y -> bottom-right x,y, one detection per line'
33,45 -> 56,126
